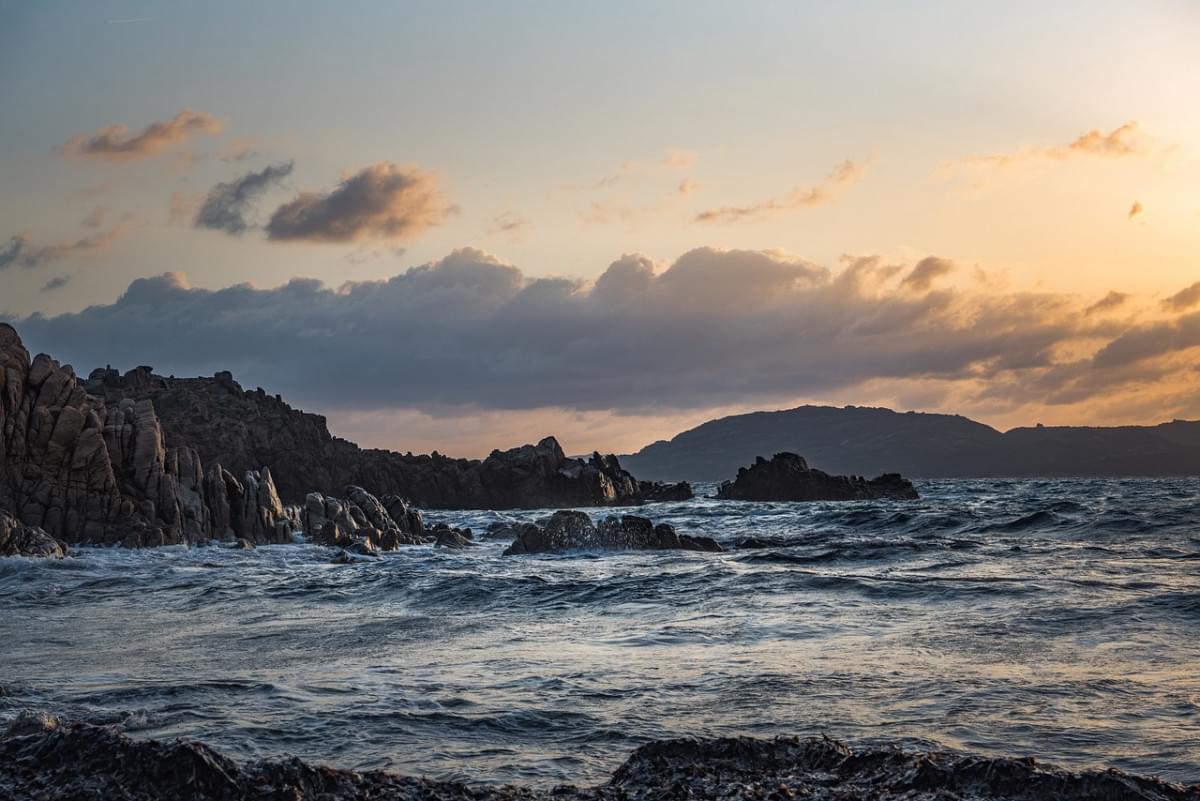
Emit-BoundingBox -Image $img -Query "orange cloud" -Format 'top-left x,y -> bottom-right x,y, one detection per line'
266,162 -> 455,243
953,121 -> 1153,169
61,110 -> 222,163
695,160 -> 862,223
1128,200 -> 1144,220
1162,281 -> 1200,313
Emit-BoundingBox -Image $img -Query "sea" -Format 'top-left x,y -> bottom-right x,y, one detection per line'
2,477 -> 1198,786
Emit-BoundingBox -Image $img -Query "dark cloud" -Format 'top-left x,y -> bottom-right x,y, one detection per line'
900,257 -> 954,293
0,225 -> 128,271
1085,291 -> 1129,316
61,110 -> 222,163
195,161 -> 294,235
695,160 -> 862,223
11,247 -> 1137,420
1162,281 -> 1200,313
488,212 -> 528,243
266,162 -> 454,243
1128,200 -> 1143,220
41,275 -> 71,292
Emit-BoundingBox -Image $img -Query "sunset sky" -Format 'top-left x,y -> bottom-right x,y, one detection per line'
2,1 -> 1199,456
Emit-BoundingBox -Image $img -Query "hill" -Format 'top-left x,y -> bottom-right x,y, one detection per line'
620,405 -> 1200,480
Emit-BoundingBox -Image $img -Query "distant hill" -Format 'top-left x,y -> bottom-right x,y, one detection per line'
619,405 -> 1200,481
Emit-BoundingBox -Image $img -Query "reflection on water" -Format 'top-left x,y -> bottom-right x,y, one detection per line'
1,477 -> 1199,785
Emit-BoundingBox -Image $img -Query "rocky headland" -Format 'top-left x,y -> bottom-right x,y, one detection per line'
0,322 -> 690,550
716,453 -> 919,502
85,361 -> 691,509
1,715 -> 1194,801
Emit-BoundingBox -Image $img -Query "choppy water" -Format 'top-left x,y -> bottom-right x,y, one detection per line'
2,478 -> 1199,786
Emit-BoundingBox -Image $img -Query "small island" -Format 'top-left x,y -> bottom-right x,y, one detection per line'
716,452 -> 918,502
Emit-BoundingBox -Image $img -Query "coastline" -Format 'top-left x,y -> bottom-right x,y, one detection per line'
3,714 -> 1196,800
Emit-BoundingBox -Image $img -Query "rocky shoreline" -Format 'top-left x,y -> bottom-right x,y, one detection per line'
1,714 -> 1194,801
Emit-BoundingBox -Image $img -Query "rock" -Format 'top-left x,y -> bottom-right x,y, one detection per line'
329,549 -> 354,564
2,722 -> 1193,801
504,510 -> 723,555
0,324 -> 291,547
83,362 -> 690,510
431,523 -> 475,549
716,452 -> 919,502
345,539 -> 380,558
303,486 -> 427,552
0,510 -> 69,558
231,538 -> 255,550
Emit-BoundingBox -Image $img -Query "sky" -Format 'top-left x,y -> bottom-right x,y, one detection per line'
1,1 -> 1199,457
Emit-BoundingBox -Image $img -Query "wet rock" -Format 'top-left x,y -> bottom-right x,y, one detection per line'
304,486 -> 427,552
431,523 -> 475,549
2,722 -> 1195,801
0,510 -> 69,558
716,452 -> 919,502
330,549 -> 354,564
231,538 -> 255,550
504,510 -> 723,555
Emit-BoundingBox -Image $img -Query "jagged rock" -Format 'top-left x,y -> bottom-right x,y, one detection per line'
329,549 -> 355,564
503,510 -> 723,555
716,452 -> 919,502
303,486 -> 427,551
0,510 -> 68,558
84,364 -> 689,510
0,324 -> 294,548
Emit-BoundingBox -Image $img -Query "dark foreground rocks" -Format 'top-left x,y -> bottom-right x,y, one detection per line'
503,510 -> 722,555
2,716 -> 1196,801
717,452 -> 919,502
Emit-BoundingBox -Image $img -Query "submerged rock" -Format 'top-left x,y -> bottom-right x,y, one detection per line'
2,718 -> 1195,801
503,510 -> 722,555
717,452 -> 919,502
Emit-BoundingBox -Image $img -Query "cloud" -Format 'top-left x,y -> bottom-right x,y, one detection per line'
1163,281 -> 1200,312
81,207 -> 107,229
1128,200 -> 1143,220
195,161 -> 294,235
11,245 -> 1146,425
678,177 -> 698,196
265,162 -> 454,243
61,109 -> 222,163
1085,291 -> 1129,316
695,160 -> 862,223
664,150 -> 697,170
488,212 -> 529,243
900,256 -> 955,293
41,275 -> 71,292
0,224 -> 130,271
953,121 -> 1154,170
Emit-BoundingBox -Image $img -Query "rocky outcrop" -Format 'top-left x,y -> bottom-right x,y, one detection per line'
303,486 -> 428,552
86,365 -> 691,509
0,324 -> 294,547
5,717 -> 1194,801
503,510 -> 722,555
716,453 -> 918,502
0,510 -> 68,558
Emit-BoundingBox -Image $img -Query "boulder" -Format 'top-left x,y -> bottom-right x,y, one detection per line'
0,510 -> 68,558
716,453 -> 918,502
302,486 -> 428,552
503,510 -> 723,555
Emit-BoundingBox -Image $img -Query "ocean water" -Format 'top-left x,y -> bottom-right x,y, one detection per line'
2,478 -> 1199,786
